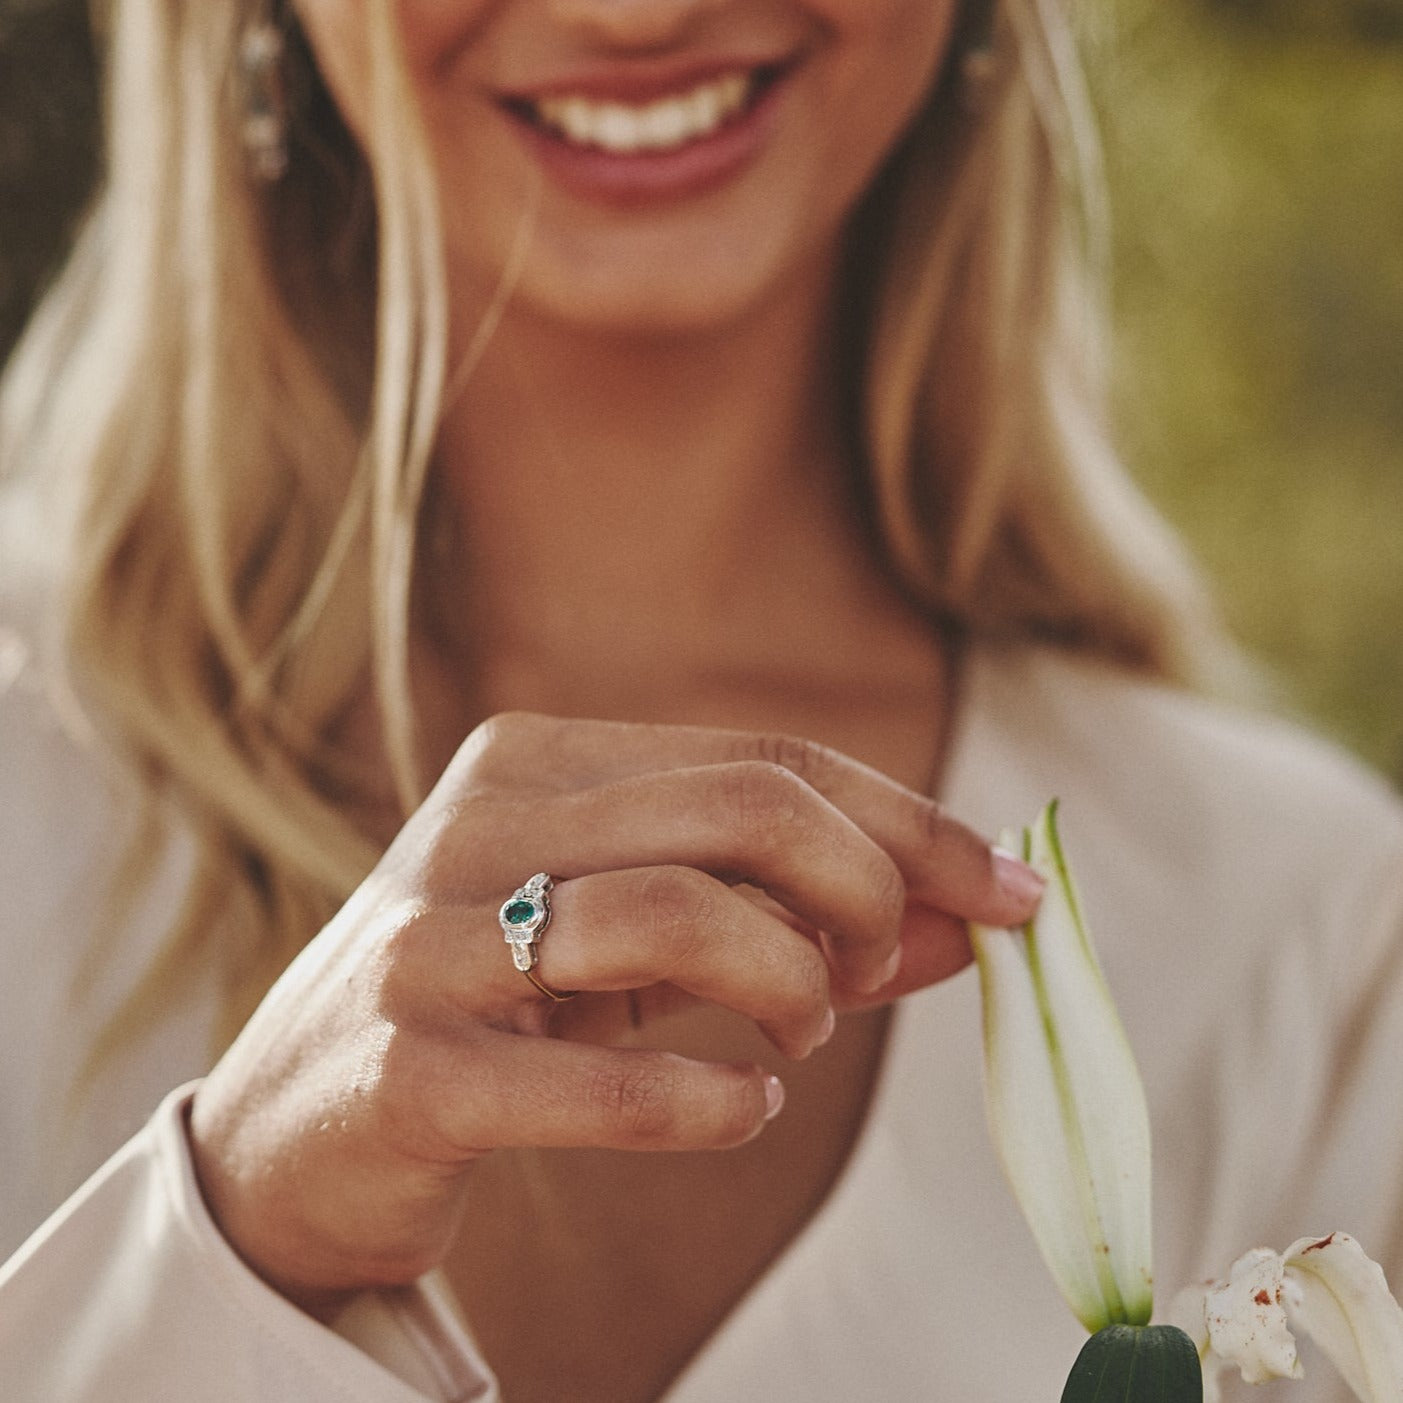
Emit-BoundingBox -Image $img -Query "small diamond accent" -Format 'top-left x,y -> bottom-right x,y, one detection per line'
499,874 -> 555,972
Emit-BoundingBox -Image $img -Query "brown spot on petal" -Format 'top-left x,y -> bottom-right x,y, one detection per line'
1255,1290 -> 1272,1305
1303,1234 -> 1337,1254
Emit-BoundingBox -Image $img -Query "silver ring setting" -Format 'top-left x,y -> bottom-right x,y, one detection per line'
500,872 -> 554,972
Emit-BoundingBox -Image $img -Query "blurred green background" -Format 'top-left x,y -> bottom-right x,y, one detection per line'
1085,0 -> 1403,784
1,0 -> 1400,782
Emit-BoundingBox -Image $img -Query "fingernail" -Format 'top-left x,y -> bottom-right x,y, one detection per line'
859,945 -> 903,996
992,847 -> 1046,909
763,1074 -> 786,1121
880,944 -> 903,986
814,1007 -> 837,1049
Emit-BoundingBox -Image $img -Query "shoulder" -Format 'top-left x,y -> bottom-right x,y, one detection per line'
0,622 -> 119,945
0,472 -> 178,950
0,566 -> 208,1256
950,643 -> 1403,1286
949,640 -> 1403,1069
0,468 -> 105,864
956,641 -> 1403,909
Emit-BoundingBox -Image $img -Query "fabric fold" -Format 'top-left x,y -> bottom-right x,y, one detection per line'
0,1083 -> 499,1403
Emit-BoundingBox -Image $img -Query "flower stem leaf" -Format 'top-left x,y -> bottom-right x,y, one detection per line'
1060,1324 -> 1203,1403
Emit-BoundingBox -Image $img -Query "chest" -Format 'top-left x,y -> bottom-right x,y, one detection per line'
442,1007 -> 890,1403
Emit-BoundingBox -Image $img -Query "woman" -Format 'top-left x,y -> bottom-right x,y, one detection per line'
1,0 -> 1400,1399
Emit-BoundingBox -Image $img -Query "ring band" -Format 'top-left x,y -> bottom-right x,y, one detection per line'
521,967 -> 576,1003
500,873 -> 577,1001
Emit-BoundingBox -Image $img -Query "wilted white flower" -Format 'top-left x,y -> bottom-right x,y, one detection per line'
1170,1232 -> 1403,1403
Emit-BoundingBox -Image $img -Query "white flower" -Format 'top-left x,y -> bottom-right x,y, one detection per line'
971,801 -> 1154,1333
1170,1233 -> 1403,1402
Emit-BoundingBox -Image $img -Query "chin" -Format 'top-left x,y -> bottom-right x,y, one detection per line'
517,276 -> 789,340
449,222 -> 822,342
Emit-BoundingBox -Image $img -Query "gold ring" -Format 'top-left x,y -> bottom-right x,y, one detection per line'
521,967 -> 577,1003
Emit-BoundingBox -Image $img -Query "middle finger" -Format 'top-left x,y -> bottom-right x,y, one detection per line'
469,762 -> 908,995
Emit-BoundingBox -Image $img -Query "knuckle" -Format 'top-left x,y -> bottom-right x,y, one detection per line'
438,789 -> 508,844
636,867 -> 715,965
452,711 -> 549,779
726,761 -> 811,844
917,796 -> 955,848
589,1061 -> 680,1146
420,792 -> 531,892
867,852 -> 907,934
748,731 -> 833,784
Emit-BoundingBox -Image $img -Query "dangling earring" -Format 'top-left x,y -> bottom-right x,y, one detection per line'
958,0 -> 1000,113
961,48 -> 998,111
238,3 -> 290,181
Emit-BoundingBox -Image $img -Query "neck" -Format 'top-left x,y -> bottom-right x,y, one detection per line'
414,255 -> 950,775
425,263 -> 915,716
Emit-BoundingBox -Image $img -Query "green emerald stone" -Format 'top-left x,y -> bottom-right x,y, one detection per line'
504,899 -> 537,926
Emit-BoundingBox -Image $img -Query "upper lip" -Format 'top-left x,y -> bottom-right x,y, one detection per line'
495,52 -> 799,106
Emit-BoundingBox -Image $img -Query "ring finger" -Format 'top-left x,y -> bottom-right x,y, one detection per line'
496,866 -> 834,1059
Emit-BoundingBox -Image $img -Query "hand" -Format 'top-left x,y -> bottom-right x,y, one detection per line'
188,713 -> 1043,1312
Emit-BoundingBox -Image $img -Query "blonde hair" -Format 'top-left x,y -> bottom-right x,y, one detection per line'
1,0 -> 1226,1053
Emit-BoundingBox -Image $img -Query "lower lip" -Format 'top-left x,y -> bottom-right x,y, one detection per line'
501,72 -> 791,209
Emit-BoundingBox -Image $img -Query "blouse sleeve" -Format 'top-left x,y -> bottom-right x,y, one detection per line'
0,1085 -> 501,1403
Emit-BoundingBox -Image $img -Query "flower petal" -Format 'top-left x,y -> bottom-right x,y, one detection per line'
1026,802 -> 1155,1326
971,804 -> 1154,1332
1202,1246 -> 1303,1384
1283,1232 -> 1403,1402
972,906 -> 1108,1328
1165,1282 -> 1225,1403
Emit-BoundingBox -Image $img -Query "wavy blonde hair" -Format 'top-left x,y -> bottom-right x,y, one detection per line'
1,0 -> 1226,1053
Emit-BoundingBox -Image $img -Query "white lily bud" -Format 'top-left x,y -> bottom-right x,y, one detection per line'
971,801 -> 1154,1333
1173,1233 -> 1403,1402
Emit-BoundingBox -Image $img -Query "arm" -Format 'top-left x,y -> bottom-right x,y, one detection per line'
0,1086 -> 493,1401
1,713 -> 1042,1395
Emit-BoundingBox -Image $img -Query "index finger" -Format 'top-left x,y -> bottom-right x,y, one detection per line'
466,714 -> 1044,928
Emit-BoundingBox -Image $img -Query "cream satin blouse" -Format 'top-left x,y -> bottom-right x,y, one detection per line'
3,631 -> 1401,1402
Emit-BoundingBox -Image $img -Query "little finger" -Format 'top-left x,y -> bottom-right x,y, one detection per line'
442,1032 -> 786,1154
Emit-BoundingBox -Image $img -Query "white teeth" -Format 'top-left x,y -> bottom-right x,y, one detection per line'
534,72 -> 755,154
596,104 -> 643,153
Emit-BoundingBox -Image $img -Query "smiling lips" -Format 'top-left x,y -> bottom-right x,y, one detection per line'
501,63 -> 787,158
